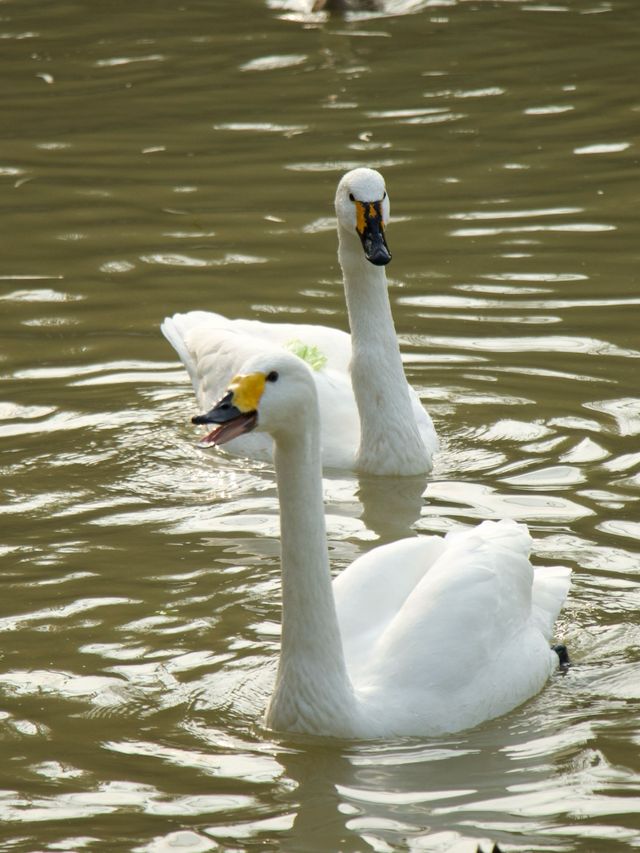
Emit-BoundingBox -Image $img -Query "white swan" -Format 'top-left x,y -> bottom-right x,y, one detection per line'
270,0 -> 433,17
162,167 -> 437,476
191,352 -> 571,738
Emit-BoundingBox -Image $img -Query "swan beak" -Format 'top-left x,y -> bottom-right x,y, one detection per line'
192,374 -> 264,447
355,200 -> 392,266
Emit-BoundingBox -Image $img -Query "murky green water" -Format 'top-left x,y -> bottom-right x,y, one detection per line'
1,0 -> 639,850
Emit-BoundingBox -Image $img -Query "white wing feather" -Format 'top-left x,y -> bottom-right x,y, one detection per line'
333,519 -> 571,734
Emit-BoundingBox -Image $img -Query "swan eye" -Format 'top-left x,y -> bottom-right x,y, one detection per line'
348,193 -> 355,202
266,371 -> 279,382
383,191 -> 387,199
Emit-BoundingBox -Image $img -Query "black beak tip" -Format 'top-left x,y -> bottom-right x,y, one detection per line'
366,247 -> 392,267
191,413 -> 207,425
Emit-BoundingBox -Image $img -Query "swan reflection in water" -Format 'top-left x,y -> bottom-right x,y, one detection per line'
356,472 -> 428,542
269,729 -> 530,852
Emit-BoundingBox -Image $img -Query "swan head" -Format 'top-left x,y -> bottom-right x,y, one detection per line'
192,353 -> 317,446
335,168 -> 392,266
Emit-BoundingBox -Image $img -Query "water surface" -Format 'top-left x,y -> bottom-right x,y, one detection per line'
1,0 -> 639,850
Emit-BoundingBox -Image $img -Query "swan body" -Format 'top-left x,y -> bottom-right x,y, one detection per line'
162,167 -> 437,475
192,353 -> 571,738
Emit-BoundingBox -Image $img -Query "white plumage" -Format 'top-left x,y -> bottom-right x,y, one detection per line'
192,352 -> 571,738
162,168 -> 437,475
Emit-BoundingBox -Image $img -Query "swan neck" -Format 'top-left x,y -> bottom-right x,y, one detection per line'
267,420 -> 357,734
338,227 -> 431,475
339,235 -> 397,348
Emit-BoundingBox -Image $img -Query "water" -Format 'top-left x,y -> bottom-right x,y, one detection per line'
1,0 -> 639,849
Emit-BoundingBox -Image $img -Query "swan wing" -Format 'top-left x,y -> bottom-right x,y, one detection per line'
347,519 -> 570,734
334,534 -> 448,680
162,311 -> 271,409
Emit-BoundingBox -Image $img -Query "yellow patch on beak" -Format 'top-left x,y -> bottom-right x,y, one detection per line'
228,372 -> 267,413
355,201 -> 368,236
354,200 -> 384,235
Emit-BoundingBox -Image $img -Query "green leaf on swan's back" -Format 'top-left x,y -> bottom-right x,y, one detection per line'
285,338 -> 328,371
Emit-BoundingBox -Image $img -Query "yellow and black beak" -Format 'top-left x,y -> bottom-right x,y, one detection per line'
355,199 -> 392,266
192,372 -> 265,447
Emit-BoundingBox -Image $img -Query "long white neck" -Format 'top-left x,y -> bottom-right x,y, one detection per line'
338,227 -> 431,475
265,411 -> 359,736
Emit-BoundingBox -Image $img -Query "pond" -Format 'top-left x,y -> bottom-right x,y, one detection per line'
1,0 -> 639,850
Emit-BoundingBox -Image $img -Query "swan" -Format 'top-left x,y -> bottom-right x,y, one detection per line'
162,167 -> 437,476
270,0 -> 433,17
190,352 -> 571,738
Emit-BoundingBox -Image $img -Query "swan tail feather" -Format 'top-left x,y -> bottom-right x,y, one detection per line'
532,564 -> 572,639
161,314 -> 200,393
